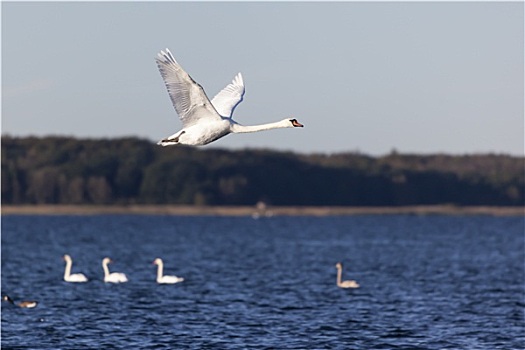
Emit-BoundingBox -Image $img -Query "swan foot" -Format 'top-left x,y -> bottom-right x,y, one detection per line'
158,131 -> 185,146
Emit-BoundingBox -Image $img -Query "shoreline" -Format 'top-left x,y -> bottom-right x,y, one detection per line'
1,205 -> 523,216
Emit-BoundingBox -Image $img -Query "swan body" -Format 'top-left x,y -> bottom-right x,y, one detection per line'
3,295 -> 38,308
153,258 -> 184,284
102,257 -> 128,283
335,262 -> 359,289
155,48 -> 303,146
63,254 -> 88,282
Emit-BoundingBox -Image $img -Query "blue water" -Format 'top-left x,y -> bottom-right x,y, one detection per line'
1,214 -> 524,349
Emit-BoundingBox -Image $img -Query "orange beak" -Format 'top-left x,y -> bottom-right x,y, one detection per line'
292,120 -> 304,127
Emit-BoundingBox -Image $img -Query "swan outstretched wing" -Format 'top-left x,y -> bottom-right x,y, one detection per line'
156,49 -> 222,127
211,73 -> 245,118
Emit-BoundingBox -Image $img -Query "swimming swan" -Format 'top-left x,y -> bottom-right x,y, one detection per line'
335,262 -> 360,289
2,295 -> 38,308
63,254 -> 88,282
102,257 -> 128,283
153,258 -> 184,284
155,48 -> 304,146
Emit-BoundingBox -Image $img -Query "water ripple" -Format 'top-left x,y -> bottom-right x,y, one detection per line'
2,215 -> 524,349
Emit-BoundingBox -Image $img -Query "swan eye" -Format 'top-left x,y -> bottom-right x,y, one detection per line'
290,119 -> 304,127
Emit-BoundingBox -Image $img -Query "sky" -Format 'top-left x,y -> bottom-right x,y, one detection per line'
2,1 -> 523,156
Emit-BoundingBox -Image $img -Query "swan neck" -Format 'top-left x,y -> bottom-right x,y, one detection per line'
336,267 -> 342,285
231,120 -> 288,134
64,260 -> 72,279
156,262 -> 164,281
102,261 -> 110,277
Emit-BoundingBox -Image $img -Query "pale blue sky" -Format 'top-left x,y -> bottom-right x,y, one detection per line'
2,2 -> 523,155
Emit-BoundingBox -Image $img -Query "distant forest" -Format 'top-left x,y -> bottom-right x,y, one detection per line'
2,136 -> 524,206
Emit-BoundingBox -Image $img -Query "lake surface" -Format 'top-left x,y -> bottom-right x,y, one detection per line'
2,214 -> 524,349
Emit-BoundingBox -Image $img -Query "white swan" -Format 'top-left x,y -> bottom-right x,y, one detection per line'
63,254 -> 88,282
102,257 -> 128,283
335,262 -> 359,289
3,295 -> 38,308
155,48 -> 304,146
153,258 -> 184,284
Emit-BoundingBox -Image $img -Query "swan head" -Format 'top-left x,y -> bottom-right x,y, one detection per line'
335,262 -> 342,269
63,254 -> 72,262
153,258 -> 163,265
2,295 -> 13,303
289,118 -> 303,128
102,257 -> 112,265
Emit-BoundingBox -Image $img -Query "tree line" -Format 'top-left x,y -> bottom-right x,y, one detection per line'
2,136 -> 523,206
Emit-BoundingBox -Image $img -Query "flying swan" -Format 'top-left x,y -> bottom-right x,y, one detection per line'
155,48 -> 304,146
102,257 -> 128,283
153,258 -> 184,284
335,262 -> 360,289
63,254 -> 88,282
2,295 -> 38,308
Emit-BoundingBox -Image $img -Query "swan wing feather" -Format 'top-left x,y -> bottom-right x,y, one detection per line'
159,275 -> 184,284
105,272 -> 128,283
156,49 -> 222,128
211,73 -> 245,118
67,273 -> 88,282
